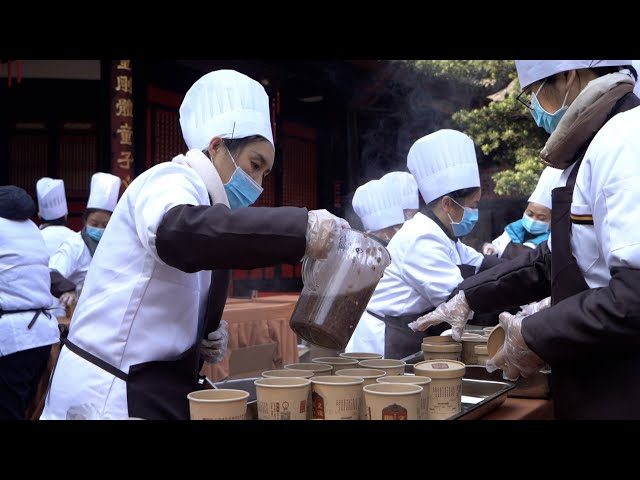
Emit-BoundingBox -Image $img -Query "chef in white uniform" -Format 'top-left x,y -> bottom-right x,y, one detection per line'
48,172 -> 121,308
36,177 -> 75,257
0,186 -> 60,420
414,60 -> 640,419
41,69 -> 348,420
483,166 -> 564,260
350,177 -> 406,244
346,130 -> 504,358
380,171 -> 420,221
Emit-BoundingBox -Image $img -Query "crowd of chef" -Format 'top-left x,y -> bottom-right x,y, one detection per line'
2,60 -> 640,420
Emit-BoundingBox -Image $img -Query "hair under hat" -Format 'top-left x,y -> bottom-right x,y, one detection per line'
179,69 -> 274,152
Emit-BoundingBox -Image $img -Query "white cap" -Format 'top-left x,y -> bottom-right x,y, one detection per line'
179,69 -> 274,152
516,60 -> 633,91
352,179 -> 405,232
380,171 -> 419,210
36,177 -> 68,220
528,166 -> 565,210
87,172 -> 121,212
407,129 -> 480,205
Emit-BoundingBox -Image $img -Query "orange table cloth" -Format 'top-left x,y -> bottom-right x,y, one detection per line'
200,297 -> 300,382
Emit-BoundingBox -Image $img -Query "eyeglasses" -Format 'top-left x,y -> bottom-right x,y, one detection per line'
516,79 -> 547,111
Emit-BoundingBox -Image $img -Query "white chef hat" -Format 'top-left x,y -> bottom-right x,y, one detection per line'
516,60 -> 633,91
352,179 -> 405,232
380,171 -> 419,210
179,69 -> 274,152
527,166 -> 565,210
36,177 -> 68,220
407,129 -> 480,205
87,172 -> 121,212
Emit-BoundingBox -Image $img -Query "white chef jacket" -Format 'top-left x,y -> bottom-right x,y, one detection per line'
345,212 -> 484,354
0,218 -> 60,357
40,225 -> 76,257
41,162 -> 212,420
560,105 -> 640,288
49,231 -> 92,292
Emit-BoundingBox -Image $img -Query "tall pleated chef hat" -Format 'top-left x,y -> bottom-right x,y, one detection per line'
380,171 -> 419,210
516,60 -> 633,91
527,166 -> 565,210
87,172 -> 121,212
407,129 -> 480,205
36,177 -> 68,220
179,69 -> 274,152
352,178 -> 405,232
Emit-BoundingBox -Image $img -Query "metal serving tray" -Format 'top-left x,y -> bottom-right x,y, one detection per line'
210,370 -> 514,420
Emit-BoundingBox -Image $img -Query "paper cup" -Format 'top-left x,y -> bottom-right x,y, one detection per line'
262,369 -> 314,379
187,389 -> 250,420
310,375 -> 364,420
338,352 -> 384,362
254,377 -> 311,420
421,342 -> 462,362
363,383 -> 423,420
284,362 -> 333,377
358,358 -> 406,377
335,368 -> 388,419
311,356 -> 359,374
376,375 -> 432,420
414,360 -> 465,420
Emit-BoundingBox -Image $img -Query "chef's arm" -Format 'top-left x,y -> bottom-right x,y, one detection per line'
478,253 -> 508,272
155,204 -> 308,272
523,266 -> 640,363
452,241 -> 552,314
50,270 -> 76,298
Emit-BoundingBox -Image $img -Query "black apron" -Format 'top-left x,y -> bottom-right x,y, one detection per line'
59,269 -> 231,420
378,264 -> 476,360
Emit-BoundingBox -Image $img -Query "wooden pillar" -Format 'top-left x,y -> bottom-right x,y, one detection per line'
109,60 -> 134,195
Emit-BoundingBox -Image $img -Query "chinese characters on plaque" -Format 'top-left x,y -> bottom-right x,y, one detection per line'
111,60 -> 134,190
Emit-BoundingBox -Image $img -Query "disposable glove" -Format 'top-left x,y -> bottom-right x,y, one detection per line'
201,320 -> 229,364
485,310 -> 547,381
304,209 -> 350,260
408,290 -> 471,342
482,243 -> 498,255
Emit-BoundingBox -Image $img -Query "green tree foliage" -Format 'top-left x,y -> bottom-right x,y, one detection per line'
406,60 -> 549,196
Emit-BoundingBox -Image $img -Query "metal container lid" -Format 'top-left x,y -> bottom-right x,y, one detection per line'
414,360 -> 466,379
421,342 -> 462,353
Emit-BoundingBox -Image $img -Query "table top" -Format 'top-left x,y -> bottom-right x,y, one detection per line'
479,397 -> 553,420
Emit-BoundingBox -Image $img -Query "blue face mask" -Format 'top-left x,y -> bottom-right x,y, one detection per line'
522,214 -> 550,235
530,80 -> 570,134
223,146 -> 264,209
448,197 -> 479,237
86,226 -> 105,242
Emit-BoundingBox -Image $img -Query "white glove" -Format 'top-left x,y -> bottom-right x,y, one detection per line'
482,243 -> 498,255
59,290 -> 78,308
304,209 -> 350,260
519,296 -> 551,316
408,290 -> 472,342
201,320 -> 229,364
485,310 -> 547,381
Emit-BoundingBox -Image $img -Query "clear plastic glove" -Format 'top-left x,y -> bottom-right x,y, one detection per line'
59,290 -> 78,307
408,290 -> 472,342
304,209 -> 350,260
519,296 -> 551,316
485,311 -> 546,380
482,243 -> 498,255
201,320 -> 229,364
